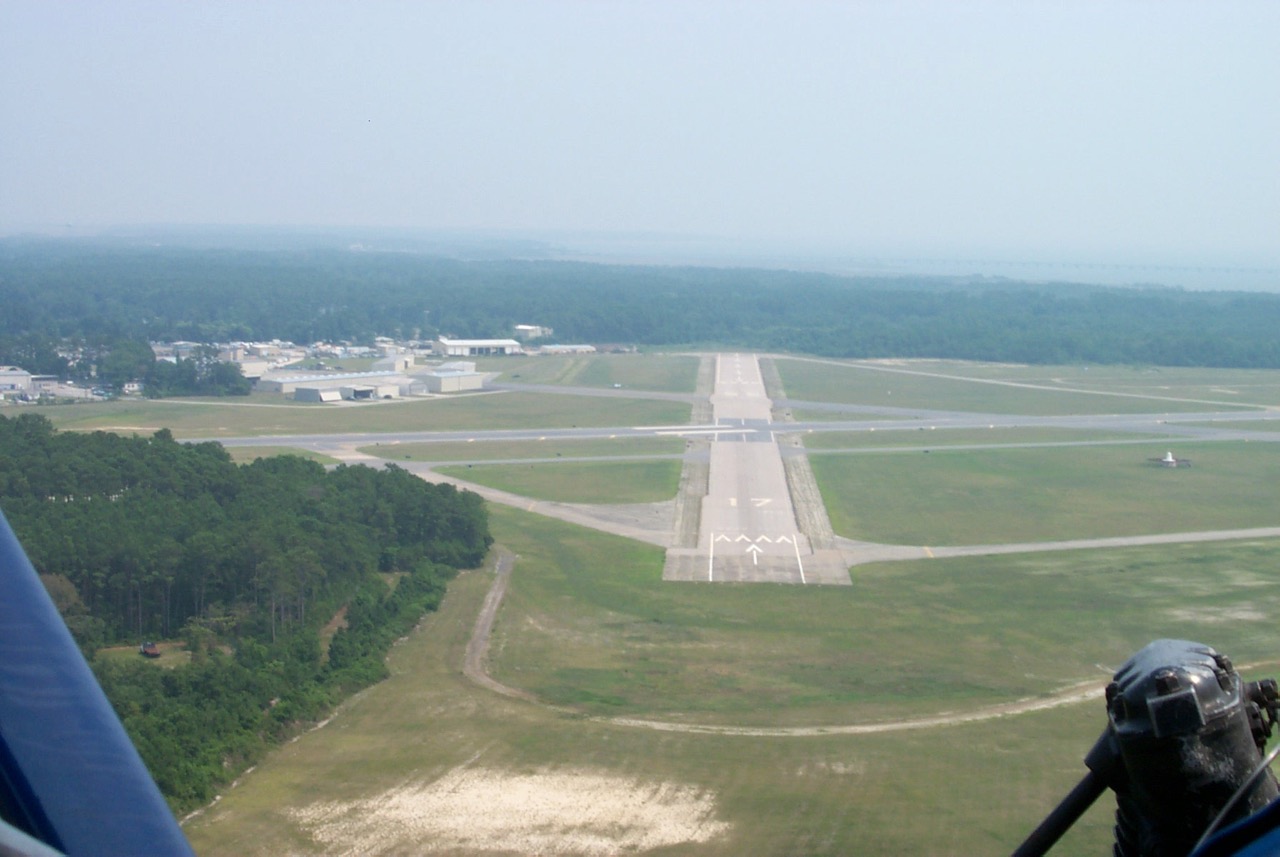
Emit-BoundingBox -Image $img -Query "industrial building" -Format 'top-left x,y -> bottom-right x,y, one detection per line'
513,324 -> 553,340
0,367 -> 33,395
422,362 -> 485,393
258,370 -> 413,398
435,338 -> 522,357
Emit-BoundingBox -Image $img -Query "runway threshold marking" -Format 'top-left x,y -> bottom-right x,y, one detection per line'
793,534 -> 806,584
708,532 -> 715,582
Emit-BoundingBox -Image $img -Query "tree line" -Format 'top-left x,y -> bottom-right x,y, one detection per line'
3,237 -> 1280,370
0,413 -> 491,810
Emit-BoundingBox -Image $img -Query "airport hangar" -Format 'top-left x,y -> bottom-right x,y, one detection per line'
435,337 -> 522,357
259,362 -> 486,402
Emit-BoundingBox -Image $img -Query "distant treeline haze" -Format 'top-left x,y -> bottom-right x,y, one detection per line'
3,239 -> 1280,371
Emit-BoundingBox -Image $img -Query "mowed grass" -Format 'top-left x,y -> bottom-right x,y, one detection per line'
485,506 -> 1280,726
225,446 -> 342,465
811,440 -> 1280,545
786,407 -> 930,422
38,392 -> 691,438
358,435 -> 685,463
799,425 -> 1168,450
937,363 -> 1280,407
1183,419 -> 1280,434
436,460 -> 682,504
184,505 -> 1280,856
476,352 -> 701,392
97,641 -> 191,668
772,357 -> 1259,414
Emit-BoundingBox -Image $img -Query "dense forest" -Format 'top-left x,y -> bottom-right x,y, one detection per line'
0,413 -> 491,810
3,237 -> 1280,369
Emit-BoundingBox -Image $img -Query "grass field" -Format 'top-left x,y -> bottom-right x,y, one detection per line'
810,439 -> 1280,545
1184,419 -> 1280,433
358,436 -> 684,463
772,357 -> 1261,415
483,507 -> 1280,725
97,640 -> 192,668
910,362 -> 1280,407
476,353 -> 701,392
184,504 -> 1280,855
36,391 -> 691,438
786,407 -> 928,422
797,425 -> 1168,450
435,460 -> 682,504
225,446 -> 342,465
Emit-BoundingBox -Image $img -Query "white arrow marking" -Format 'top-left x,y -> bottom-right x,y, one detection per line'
755,535 -> 773,544
746,544 -> 762,565
735,534 -> 753,543
714,534 -> 732,543
776,535 -> 793,544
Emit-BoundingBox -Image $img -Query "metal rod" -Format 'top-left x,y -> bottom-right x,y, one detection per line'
1012,769 -> 1108,857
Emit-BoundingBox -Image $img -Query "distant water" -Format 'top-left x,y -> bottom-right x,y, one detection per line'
18,225 -> 1277,292
820,257 -> 1280,292
532,232 -> 1279,292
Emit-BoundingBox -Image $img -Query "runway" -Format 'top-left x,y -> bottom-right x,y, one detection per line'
662,354 -> 851,585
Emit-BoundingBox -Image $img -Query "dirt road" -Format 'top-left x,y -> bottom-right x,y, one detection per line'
461,550 -> 539,704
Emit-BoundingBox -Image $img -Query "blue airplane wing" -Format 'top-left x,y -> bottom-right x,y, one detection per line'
0,509 -> 193,856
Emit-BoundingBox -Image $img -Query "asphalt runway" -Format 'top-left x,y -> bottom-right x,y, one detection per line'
662,354 -> 851,585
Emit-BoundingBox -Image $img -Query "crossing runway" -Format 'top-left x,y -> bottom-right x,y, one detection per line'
663,354 -> 851,585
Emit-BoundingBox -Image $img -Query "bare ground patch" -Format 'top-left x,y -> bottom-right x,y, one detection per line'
288,767 -> 730,855
1167,605 -> 1268,624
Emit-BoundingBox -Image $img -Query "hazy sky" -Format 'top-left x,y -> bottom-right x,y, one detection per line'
2,1 -> 1277,267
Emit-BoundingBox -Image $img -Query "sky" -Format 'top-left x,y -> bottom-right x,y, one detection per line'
2,1 -> 1277,275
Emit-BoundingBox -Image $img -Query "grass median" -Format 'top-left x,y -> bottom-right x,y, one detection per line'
478,353 -> 701,392
38,391 -> 692,438
773,358 -> 1261,415
810,440 -> 1280,545
359,435 -> 684,464
436,460 -> 682,504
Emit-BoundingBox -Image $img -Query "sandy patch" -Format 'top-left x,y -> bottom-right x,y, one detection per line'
1167,605 -> 1268,624
288,767 -> 730,855
796,759 -> 866,777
